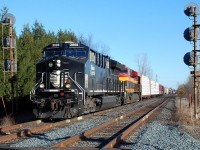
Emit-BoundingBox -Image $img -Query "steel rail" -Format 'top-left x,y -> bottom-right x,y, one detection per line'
0,107 -> 115,144
52,99 -> 167,148
103,99 -> 168,148
0,120 -> 42,134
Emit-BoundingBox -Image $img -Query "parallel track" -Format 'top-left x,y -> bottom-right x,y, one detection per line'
53,97 -> 169,149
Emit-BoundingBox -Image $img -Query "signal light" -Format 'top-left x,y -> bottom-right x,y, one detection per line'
183,52 -> 193,66
4,59 -> 11,71
183,27 -> 198,41
184,2 -> 199,16
3,36 -> 16,48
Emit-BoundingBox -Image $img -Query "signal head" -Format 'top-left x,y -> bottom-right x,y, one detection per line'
184,2 -> 199,16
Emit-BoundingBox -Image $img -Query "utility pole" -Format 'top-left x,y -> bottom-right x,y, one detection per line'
193,9 -> 198,119
183,2 -> 199,119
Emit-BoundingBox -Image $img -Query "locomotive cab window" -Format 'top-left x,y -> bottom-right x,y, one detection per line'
66,50 -> 87,59
44,48 -> 87,59
44,51 -> 64,57
77,51 -> 87,58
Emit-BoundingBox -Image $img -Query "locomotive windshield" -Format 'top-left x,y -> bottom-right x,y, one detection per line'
66,50 -> 87,58
45,50 -> 64,57
44,49 -> 87,59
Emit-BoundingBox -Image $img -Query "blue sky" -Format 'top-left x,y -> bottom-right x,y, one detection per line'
1,0 -> 199,89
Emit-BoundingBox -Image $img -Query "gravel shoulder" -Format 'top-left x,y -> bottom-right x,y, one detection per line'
120,96 -> 200,150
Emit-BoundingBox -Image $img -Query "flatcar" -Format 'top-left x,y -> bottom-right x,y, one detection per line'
30,42 -> 141,119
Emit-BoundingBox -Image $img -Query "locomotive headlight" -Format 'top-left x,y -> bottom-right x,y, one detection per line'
39,83 -> 44,89
57,63 -> 61,67
66,84 -> 71,89
56,59 -> 61,67
57,59 -> 61,63
65,79 -> 71,89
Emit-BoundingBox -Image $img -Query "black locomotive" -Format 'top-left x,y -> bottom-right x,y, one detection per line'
30,42 -> 140,119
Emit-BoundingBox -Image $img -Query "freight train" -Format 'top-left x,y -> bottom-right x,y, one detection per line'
30,42 -> 168,119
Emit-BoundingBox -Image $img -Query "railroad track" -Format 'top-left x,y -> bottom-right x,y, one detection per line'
53,97 -> 169,149
0,114 -> 105,145
0,100 -> 139,145
0,97 -> 168,148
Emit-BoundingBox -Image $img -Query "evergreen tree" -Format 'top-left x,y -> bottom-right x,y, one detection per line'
57,29 -> 77,43
17,24 -> 34,97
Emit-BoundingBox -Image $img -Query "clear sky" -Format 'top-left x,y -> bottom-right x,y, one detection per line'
1,0 -> 199,89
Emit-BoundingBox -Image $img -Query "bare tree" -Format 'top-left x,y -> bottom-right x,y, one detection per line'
93,41 -> 110,56
179,76 -> 193,95
78,33 -> 110,56
137,54 -> 153,79
78,33 -> 93,48
177,76 -> 193,97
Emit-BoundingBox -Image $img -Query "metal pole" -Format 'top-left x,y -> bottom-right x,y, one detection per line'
2,24 -> 5,82
9,19 -> 15,114
198,82 -> 199,108
180,97 -> 182,115
9,19 -> 14,77
189,94 -> 192,120
193,9 -> 198,119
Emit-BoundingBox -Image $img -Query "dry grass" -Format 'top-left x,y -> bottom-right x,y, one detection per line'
175,97 -> 200,140
0,115 -> 15,127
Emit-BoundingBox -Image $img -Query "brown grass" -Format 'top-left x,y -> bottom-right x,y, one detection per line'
0,115 -> 15,127
175,97 -> 200,140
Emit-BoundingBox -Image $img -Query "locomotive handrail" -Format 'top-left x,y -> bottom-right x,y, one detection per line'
66,72 -> 86,105
30,72 -> 45,101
